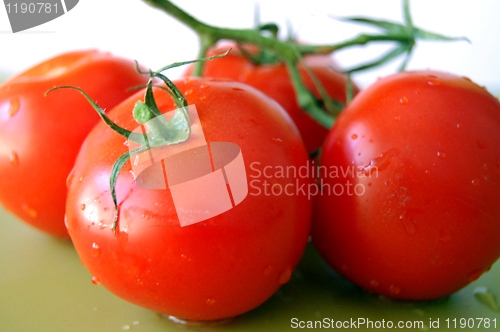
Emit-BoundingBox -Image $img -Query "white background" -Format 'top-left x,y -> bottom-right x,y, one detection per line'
0,0 -> 499,89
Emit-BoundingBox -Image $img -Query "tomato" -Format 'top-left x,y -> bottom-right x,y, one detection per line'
312,70 -> 500,300
65,77 -> 312,320
186,44 -> 357,152
0,50 -> 148,238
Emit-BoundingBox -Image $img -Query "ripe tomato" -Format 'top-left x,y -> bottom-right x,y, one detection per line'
0,50 -> 148,238
65,77 -> 312,320
312,70 -> 500,300
186,44 -> 357,152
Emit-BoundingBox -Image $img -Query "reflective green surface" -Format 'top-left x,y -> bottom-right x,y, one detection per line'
1,205 -> 499,332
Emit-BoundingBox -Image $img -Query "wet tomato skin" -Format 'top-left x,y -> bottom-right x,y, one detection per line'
186,44 -> 357,152
0,50 -> 148,238
312,70 -> 500,300
66,78 -> 312,320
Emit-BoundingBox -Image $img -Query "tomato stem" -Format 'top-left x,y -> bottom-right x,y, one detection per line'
141,0 -> 468,129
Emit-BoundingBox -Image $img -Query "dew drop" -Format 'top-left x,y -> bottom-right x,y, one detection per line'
79,176 -> 84,182
399,97 -> 409,104
200,95 -> 207,101
467,268 -> 484,282
91,243 -> 101,258
9,151 -> 19,166
132,321 -> 140,326
122,140 -> 129,147
264,264 -> 274,276
437,151 -> 446,159
184,89 -> 193,96
122,325 -> 130,330
232,87 -> 245,92
456,123 -> 462,129
81,204 -> 86,211
462,76 -> 472,82
91,276 -> 100,285
278,266 -> 292,284
66,169 -> 75,188
8,98 -> 20,116
271,138 -> 283,145
206,299 -> 216,305
427,79 -> 442,86
395,115 -> 401,121
200,83 -> 210,88
22,204 -> 37,218
64,215 -> 68,229
351,134 -> 358,140
403,219 -> 417,235
473,287 -> 500,312
389,285 -> 401,295
471,179 -> 480,186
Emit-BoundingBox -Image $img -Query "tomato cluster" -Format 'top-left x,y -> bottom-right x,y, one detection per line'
1,43 -> 499,321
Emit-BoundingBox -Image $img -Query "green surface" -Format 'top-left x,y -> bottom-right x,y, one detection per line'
0,206 -> 499,332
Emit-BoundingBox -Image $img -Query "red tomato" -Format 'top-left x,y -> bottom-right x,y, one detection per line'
312,70 -> 500,300
186,44 -> 357,152
66,77 -> 312,320
0,50 -> 148,238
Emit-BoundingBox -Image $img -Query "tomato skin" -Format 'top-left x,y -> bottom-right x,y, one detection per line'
312,70 -> 500,300
66,78 -> 312,320
0,50 -> 148,238
186,44 -> 357,152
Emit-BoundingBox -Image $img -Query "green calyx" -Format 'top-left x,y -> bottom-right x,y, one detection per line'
46,50 -> 230,234
142,0 -> 467,129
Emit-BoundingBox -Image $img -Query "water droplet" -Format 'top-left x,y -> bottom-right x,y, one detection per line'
184,78 -> 192,84
132,321 -> 140,326
395,115 -> 401,121
271,138 -> 283,145
66,169 -> 75,188
467,268 -> 484,282
402,219 -> 417,235
92,243 -> 101,257
359,149 -> 398,176
123,140 -> 129,147
200,83 -> 210,88
437,151 -> 446,159
399,97 -> 409,104
8,98 -> 20,116
22,204 -> 37,218
184,89 -> 193,96
200,95 -> 207,101
473,287 -> 500,312
471,179 -> 480,186
427,79 -> 442,86
122,325 -> 130,330
64,215 -> 69,229
81,204 -> 86,211
351,134 -> 358,140
9,151 -> 19,166
232,87 -> 245,92
206,299 -> 216,305
91,276 -> 100,285
389,285 -> 401,295
278,266 -> 292,284
462,76 -> 472,82
79,176 -> 84,182
457,123 -> 462,129
264,264 -> 274,276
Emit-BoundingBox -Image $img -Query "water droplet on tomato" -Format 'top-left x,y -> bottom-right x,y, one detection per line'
81,204 -> 86,211
232,87 -> 245,92
91,276 -> 100,285
427,79 -> 442,86
473,287 -> 500,312
8,98 -> 20,116
402,219 -> 416,235
123,140 -> 129,147
399,97 -> 409,104
206,299 -> 216,305
351,134 -> 358,140
467,268 -> 484,282
66,169 -> 75,188
21,204 -> 37,218
471,179 -> 480,186
389,285 -> 401,295
9,151 -> 19,166
200,83 -> 210,88
121,325 -> 130,331
278,266 -> 292,284
462,76 -> 472,82
264,264 -> 274,276
437,151 -> 446,159
132,321 -> 140,326
395,115 -> 401,121
92,243 -> 101,257
79,176 -> 84,182
64,215 -> 68,229
184,89 -> 193,96
360,149 -> 398,176
271,138 -> 283,145
457,123 -> 462,129
200,95 -> 207,101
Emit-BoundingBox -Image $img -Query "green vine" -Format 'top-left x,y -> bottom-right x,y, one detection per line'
141,0 -> 467,129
